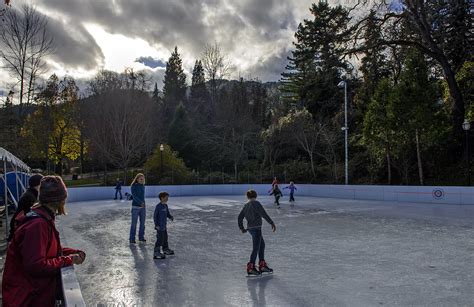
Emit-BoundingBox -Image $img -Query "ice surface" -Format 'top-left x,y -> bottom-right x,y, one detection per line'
59,195 -> 474,306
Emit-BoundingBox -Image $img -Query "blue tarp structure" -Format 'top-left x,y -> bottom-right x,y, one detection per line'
0,171 -> 30,203
0,147 -> 31,237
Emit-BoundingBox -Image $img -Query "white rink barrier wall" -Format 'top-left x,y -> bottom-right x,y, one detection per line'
67,184 -> 474,205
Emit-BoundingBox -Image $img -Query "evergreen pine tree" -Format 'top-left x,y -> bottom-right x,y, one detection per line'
163,46 -> 187,124
190,60 -> 210,115
281,1 -> 352,118
168,102 -> 194,167
152,82 -> 160,102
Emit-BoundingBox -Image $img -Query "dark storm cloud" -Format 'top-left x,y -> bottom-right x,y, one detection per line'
29,0 -> 316,81
46,18 -> 104,70
135,56 -> 166,69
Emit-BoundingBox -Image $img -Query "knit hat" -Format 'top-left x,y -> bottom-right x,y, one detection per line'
28,174 -> 43,187
39,176 -> 68,203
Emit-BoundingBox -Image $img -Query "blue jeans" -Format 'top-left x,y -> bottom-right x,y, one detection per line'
289,192 -> 295,202
248,228 -> 265,264
115,189 -> 122,199
130,207 -> 146,241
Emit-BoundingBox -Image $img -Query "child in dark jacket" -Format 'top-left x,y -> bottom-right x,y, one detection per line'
153,192 -> 174,259
238,189 -> 276,276
269,184 -> 283,208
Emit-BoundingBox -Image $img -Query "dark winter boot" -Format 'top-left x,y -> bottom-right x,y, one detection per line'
259,260 -> 273,274
247,262 -> 261,276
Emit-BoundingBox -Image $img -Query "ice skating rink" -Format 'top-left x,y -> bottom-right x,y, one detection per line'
60,196 -> 474,306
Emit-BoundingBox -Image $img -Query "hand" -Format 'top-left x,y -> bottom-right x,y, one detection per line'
140,203 -> 145,208
71,254 -> 84,265
155,226 -> 160,231
241,228 -> 247,234
170,217 -> 174,222
78,251 -> 86,262
271,224 -> 276,232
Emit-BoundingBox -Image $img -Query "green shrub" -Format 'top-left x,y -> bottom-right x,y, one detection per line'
144,144 -> 192,184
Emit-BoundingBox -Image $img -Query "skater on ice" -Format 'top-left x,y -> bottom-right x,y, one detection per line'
238,189 -> 276,276
114,178 -> 123,200
271,176 -> 279,188
283,181 -> 297,205
153,191 -> 175,259
269,184 -> 283,208
129,173 -> 146,244
124,192 -> 133,201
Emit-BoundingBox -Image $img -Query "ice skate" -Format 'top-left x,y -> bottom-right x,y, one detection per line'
153,253 -> 166,260
259,260 -> 273,274
163,248 -> 175,255
246,262 -> 261,277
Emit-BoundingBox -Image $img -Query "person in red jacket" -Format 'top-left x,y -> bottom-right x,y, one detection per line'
2,176 -> 86,307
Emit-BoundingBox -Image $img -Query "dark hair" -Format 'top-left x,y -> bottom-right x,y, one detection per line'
246,189 -> 257,199
28,174 -> 43,187
158,191 -> 169,200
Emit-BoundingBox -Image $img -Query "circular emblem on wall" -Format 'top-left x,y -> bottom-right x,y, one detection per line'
432,189 -> 444,199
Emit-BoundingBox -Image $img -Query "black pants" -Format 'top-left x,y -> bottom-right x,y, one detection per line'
289,192 -> 295,202
154,230 -> 169,255
248,228 -> 265,264
274,195 -> 281,206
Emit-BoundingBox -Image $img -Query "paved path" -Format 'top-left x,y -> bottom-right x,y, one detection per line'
60,196 -> 474,306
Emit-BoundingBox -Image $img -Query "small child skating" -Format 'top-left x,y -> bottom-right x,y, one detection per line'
114,178 -> 123,200
269,184 -> 283,208
283,181 -> 297,205
238,189 -> 276,276
153,191 -> 175,259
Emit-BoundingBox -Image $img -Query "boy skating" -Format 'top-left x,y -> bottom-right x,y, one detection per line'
269,184 -> 283,208
153,192 -> 175,259
238,189 -> 276,276
283,181 -> 297,205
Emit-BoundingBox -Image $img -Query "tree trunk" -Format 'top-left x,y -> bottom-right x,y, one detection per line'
415,129 -> 424,185
103,162 -> 108,186
56,160 -> 62,176
386,149 -> 392,185
234,162 -> 238,183
18,56 -> 26,118
369,154 -> 374,184
123,167 -> 127,185
26,72 -> 35,107
309,152 -> 316,182
80,138 -> 85,176
440,57 -> 465,141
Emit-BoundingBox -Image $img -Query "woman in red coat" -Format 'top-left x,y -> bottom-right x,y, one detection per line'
2,176 -> 86,307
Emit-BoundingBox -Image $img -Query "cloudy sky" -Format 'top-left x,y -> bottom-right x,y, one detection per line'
1,0 -> 352,95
